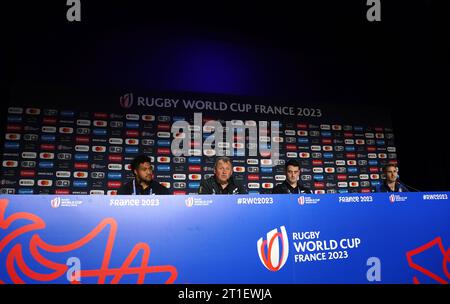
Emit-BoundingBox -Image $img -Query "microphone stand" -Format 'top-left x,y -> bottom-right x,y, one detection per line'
397,180 -> 422,192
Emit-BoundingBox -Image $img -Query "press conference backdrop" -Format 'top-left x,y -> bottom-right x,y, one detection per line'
0,192 -> 449,284
1,88 -> 396,195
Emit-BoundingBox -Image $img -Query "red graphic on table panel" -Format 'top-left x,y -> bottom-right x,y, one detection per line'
0,199 -> 178,284
406,237 -> 450,284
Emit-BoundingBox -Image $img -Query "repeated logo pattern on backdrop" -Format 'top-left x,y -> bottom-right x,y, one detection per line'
1,105 -> 397,195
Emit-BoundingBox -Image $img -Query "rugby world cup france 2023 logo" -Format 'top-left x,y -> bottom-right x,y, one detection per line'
257,226 -> 289,271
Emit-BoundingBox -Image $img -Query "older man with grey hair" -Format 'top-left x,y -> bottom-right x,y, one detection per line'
198,156 -> 247,195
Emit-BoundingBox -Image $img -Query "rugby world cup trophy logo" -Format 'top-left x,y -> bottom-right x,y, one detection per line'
257,226 -> 289,271
298,196 -> 305,205
185,197 -> 194,208
389,194 -> 396,203
120,93 -> 133,109
51,197 -> 61,209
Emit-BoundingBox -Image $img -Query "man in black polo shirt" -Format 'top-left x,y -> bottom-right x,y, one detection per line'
117,154 -> 169,195
272,159 -> 312,194
198,156 -> 247,195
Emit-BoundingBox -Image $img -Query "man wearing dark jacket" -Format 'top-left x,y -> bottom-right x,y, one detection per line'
375,163 -> 409,192
117,154 -> 169,195
272,159 -> 312,194
198,156 -> 247,194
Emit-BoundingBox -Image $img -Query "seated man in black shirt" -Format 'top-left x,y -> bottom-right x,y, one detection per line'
117,154 -> 169,195
198,156 -> 246,195
272,159 -> 312,194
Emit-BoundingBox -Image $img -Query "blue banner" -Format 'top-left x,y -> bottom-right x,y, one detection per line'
0,192 -> 449,284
